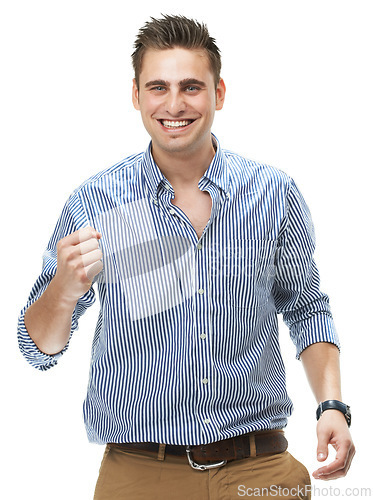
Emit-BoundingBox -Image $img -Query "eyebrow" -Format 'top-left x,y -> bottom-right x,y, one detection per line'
179,78 -> 207,88
144,78 -> 207,88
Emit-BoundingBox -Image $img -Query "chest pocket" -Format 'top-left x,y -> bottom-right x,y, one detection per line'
228,239 -> 276,309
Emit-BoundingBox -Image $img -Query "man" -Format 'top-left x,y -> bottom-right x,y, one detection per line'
18,15 -> 355,500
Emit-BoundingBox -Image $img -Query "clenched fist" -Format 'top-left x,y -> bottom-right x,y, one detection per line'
54,226 -> 103,304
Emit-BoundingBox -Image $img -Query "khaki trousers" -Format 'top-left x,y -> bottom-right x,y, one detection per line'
94,443 -> 311,500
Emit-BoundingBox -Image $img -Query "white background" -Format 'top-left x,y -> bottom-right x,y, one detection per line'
1,0 -> 371,498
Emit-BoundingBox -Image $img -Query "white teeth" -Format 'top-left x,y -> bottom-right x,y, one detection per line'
161,120 -> 192,128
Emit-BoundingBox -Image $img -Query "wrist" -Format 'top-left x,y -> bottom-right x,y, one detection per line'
47,277 -> 78,312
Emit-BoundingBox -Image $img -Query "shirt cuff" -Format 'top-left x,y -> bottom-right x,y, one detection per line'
290,313 -> 341,360
17,314 -> 67,371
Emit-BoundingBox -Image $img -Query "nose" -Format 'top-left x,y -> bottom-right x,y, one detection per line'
165,88 -> 186,116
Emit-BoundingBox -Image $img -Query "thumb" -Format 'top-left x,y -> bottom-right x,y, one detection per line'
317,431 -> 330,462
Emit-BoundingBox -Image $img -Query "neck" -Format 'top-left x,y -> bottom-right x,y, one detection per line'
151,137 -> 216,190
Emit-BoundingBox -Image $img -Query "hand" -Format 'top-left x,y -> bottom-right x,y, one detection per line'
313,409 -> 355,480
54,226 -> 103,304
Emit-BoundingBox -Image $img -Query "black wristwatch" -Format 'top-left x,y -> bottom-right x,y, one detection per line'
316,400 -> 351,427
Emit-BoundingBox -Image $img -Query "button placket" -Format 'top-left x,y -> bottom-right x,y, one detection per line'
194,233 -> 215,439
160,188 -> 198,242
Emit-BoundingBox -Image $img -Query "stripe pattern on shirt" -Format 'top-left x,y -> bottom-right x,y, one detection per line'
18,135 -> 339,445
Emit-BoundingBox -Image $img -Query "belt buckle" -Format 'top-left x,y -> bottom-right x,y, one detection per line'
185,446 -> 227,471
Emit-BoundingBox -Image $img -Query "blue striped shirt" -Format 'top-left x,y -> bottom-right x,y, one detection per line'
18,135 -> 339,445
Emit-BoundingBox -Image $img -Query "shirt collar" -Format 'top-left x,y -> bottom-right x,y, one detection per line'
141,133 -> 230,201
142,142 -> 166,201
201,134 -> 229,195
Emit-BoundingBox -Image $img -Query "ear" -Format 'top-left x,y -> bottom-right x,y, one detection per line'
215,78 -> 226,111
132,79 -> 140,110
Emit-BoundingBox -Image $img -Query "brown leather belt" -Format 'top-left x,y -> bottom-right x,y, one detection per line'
110,430 -> 287,470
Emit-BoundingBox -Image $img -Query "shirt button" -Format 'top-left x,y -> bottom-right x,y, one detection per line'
152,199 -> 158,205
202,378 -> 209,385
204,418 -> 211,424
200,333 -> 206,340
197,242 -> 202,250
169,208 -> 176,215
198,288 -> 204,295
165,184 -> 171,191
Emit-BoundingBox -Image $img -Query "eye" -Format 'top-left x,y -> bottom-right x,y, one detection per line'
151,86 -> 166,92
185,86 -> 200,92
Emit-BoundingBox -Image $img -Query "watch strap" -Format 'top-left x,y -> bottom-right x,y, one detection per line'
316,400 -> 351,427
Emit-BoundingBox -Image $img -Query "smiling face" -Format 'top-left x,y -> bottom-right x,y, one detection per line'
132,47 -> 225,162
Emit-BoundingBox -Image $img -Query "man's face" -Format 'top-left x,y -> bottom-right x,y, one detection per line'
132,47 -> 225,158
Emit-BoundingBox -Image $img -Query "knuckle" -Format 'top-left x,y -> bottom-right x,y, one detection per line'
78,269 -> 88,283
339,458 -> 347,469
73,261 -> 82,272
337,459 -> 348,471
65,251 -> 78,265
65,250 -> 75,262
64,255 -> 82,272
341,440 -> 353,453
57,239 -> 66,252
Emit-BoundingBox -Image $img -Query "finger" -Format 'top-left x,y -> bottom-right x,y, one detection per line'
62,227 -> 100,247
313,442 -> 350,479
78,227 -> 101,244
345,444 -> 356,474
315,453 -> 352,481
79,237 -> 101,255
82,248 -> 103,268
313,460 -> 345,479
86,260 -> 104,282
316,432 -> 330,462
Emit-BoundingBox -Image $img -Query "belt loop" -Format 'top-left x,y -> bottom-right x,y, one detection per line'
249,434 -> 257,457
157,443 -> 166,461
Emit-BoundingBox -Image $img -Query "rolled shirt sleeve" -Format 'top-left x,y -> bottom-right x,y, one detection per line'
17,193 -> 96,371
273,178 -> 340,359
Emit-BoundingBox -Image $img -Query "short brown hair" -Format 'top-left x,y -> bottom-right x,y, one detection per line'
132,14 -> 221,89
